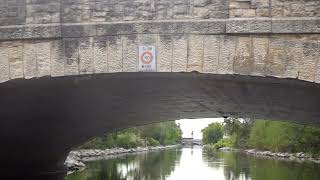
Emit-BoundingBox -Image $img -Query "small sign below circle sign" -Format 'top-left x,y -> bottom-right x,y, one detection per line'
138,46 -> 156,72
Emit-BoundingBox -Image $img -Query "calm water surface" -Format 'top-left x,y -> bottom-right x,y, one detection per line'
65,147 -> 320,180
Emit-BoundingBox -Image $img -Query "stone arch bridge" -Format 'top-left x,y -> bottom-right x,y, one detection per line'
0,0 -> 320,178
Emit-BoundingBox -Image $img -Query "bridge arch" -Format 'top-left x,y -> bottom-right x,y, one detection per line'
0,0 -> 320,179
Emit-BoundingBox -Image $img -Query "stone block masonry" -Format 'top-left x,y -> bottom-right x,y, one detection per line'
0,34 -> 319,84
0,0 -> 319,85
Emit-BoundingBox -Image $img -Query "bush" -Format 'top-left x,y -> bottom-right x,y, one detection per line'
116,132 -> 143,149
213,135 -> 236,149
147,138 -> 160,146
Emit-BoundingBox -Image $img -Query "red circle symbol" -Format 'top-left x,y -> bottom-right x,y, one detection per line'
140,51 -> 153,65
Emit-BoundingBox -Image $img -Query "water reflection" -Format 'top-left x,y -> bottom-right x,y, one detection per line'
66,147 -> 320,180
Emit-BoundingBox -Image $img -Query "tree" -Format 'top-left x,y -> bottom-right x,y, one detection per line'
202,122 -> 224,144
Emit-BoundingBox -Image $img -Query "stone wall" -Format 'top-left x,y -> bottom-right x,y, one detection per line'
229,0 -> 320,18
0,0 -> 319,85
0,0 -> 319,26
0,34 -> 319,84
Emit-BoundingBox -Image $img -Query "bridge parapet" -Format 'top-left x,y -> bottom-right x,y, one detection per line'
0,0 -> 319,84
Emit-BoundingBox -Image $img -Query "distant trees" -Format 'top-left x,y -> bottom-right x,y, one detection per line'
203,118 -> 320,155
248,120 -> 320,154
202,122 -> 224,144
79,121 -> 182,149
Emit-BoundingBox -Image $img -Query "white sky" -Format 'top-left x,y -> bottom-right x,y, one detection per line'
175,118 -> 224,139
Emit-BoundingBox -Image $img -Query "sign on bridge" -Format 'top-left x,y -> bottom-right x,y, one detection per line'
138,46 -> 156,72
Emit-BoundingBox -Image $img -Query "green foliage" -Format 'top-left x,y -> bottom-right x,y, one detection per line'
139,122 -> 182,146
248,120 -> 320,153
223,118 -> 252,149
203,118 -> 320,155
115,131 -> 143,149
147,138 -> 160,146
213,135 -> 236,149
202,122 -> 224,144
78,122 -> 182,149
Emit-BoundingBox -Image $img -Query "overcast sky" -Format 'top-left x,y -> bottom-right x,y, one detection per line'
176,118 -> 224,139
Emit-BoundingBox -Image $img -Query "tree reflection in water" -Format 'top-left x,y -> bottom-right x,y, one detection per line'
65,148 -> 181,180
202,150 -> 320,180
66,148 -> 320,180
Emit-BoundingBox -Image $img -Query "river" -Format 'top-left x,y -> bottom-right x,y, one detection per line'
65,146 -> 320,180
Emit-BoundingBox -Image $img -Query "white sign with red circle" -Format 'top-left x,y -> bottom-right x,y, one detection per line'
138,46 -> 156,72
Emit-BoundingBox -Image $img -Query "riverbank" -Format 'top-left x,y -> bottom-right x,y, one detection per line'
217,147 -> 320,163
65,145 -> 179,174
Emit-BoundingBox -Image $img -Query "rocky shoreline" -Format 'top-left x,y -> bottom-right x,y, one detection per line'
65,145 -> 179,174
219,147 -> 320,163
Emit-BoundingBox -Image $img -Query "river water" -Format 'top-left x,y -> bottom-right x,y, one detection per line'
65,146 -> 320,180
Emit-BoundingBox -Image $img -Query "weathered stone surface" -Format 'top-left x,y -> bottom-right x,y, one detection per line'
266,38 -> 301,79
218,36 -> 236,74
203,35 -> 220,73
0,45 -> 9,83
234,37 -> 252,75
51,40 -> 65,77
157,35 -> 172,72
93,37 -> 108,73
299,42 -> 319,82
187,35 -> 204,72
172,35 -> 188,72
23,41 -> 37,79
79,38 -> 94,74
64,39 -> 79,76
9,42 -> 24,79
272,19 -> 320,34
252,37 -> 269,76
227,19 -> 272,33
122,35 -> 138,72
36,41 -> 51,77
108,36 -> 123,73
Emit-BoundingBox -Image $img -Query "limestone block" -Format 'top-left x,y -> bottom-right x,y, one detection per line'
122,35 -> 138,72
36,41 -> 51,77
93,37 -> 108,73
9,42 -> 24,79
62,24 -> 96,38
172,21 -> 225,34
256,8 -> 270,17
97,23 -> 134,36
79,37 -> 94,74
157,35 -> 172,72
51,40 -> 65,77
229,2 -> 251,9
0,45 -> 9,83
300,42 -> 319,82
203,35 -> 220,73
64,39 -> 80,76
252,37 -> 269,76
187,35 -> 204,72
0,27 -> 24,40
137,34 -> 158,46
227,19 -> 271,33
234,37 -> 253,75
218,36 -> 237,74
193,0 -> 211,7
23,41 -> 37,79
24,25 -> 61,39
108,36 -> 123,73
266,38 -> 301,79
172,35 -> 188,72
193,7 -> 210,19
229,9 -> 256,17
272,19 -> 320,34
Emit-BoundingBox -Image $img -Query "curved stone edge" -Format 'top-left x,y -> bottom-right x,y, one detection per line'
0,18 -> 320,40
0,34 -> 319,85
